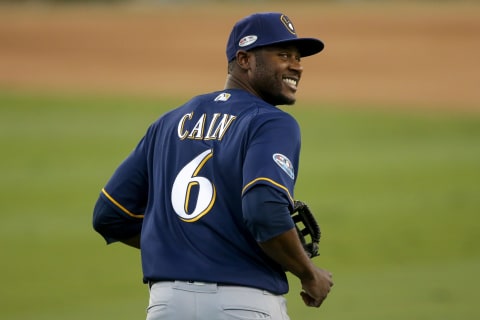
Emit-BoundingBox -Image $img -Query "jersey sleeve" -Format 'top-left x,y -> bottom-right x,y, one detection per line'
242,184 -> 295,242
242,111 -> 301,207
100,135 -> 149,219
92,195 -> 143,244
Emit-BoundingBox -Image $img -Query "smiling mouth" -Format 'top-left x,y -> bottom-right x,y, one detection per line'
283,77 -> 298,90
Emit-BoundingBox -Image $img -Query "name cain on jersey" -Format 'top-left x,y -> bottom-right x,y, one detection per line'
177,112 -> 237,141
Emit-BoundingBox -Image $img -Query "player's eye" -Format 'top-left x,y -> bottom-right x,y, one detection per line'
278,52 -> 301,63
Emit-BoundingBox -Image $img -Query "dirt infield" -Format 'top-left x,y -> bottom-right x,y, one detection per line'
0,2 -> 479,110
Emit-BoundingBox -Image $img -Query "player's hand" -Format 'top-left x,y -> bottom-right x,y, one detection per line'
300,267 -> 333,308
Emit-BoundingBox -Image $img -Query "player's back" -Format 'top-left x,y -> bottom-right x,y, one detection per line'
140,89 -> 296,294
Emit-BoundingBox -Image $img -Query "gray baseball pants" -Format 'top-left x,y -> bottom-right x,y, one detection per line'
146,281 -> 290,319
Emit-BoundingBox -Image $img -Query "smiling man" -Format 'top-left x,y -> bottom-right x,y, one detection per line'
225,13 -> 323,106
93,12 -> 333,319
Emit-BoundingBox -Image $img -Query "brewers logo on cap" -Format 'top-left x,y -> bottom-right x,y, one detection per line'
226,12 -> 324,61
280,15 -> 296,35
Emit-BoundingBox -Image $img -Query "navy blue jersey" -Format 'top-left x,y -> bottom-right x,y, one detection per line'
100,89 -> 301,294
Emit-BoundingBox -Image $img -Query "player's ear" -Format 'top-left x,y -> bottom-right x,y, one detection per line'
235,50 -> 251,70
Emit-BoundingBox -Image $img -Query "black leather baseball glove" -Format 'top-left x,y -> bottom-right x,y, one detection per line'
291,200 -> 321,258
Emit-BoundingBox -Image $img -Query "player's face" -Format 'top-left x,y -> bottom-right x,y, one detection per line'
249,45 -> 303,106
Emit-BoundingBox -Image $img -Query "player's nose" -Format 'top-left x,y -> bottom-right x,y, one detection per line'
289,57 -> 303,74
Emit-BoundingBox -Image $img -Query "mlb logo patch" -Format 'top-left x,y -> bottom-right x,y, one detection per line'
214,93 -> 231,102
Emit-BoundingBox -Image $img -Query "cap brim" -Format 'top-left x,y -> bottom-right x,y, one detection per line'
259,38 -> 325,58
294,38 -> 325,57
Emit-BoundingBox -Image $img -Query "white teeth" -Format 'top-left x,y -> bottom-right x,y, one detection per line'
283,78 -> 297,87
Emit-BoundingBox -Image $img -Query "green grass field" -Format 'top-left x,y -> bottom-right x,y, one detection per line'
1,91 -> 479,319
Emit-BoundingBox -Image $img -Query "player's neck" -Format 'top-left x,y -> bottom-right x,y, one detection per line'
224,74 -> 258,97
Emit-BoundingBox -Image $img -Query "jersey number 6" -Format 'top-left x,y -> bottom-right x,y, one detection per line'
171,149 -> 216,222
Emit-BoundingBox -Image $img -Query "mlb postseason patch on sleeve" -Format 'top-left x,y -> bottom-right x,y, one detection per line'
272,153 -> 295,179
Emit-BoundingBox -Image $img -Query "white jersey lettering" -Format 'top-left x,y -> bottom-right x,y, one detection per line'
177,112 -> 237,141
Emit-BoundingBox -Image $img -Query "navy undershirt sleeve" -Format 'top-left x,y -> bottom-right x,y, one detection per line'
92,195 -> 143,244
242,184 -> 295,243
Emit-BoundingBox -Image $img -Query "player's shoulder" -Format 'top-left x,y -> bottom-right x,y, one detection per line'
248,98 -> 299,127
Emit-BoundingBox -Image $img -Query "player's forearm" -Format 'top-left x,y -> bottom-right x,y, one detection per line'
259,228 -> 317,281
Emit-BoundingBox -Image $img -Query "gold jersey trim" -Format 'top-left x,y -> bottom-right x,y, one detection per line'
242,177 -> 294,203
101,188 -> 144,219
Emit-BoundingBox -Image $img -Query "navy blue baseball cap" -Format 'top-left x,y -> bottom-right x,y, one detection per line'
226,12 -> 324,62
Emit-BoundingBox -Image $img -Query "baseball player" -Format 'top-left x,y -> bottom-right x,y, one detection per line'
93,12 -> 333,319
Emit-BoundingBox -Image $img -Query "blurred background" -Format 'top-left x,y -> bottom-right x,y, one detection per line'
1,0 -> 479,319
1,0 -> 479,109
